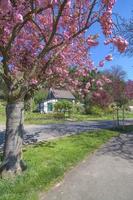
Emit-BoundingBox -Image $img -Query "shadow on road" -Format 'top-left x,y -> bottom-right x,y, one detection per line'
0,120 -> 133,159
97,132 -> 133,161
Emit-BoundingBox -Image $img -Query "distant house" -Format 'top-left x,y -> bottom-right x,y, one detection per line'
39,88 -> 75,113
129,106 -> 133,112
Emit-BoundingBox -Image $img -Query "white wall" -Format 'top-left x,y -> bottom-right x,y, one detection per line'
39,99 -> 58,113
129,106 -> 133,112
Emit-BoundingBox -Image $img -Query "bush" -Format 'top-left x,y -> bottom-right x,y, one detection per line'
73,102 -> 85,114
25,112 -> 65,121
90,105 -> 104,116
53,112 -> 65,119
54,100 -> 72,114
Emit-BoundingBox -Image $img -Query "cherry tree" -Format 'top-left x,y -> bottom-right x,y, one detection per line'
125,80 -> 133,100
68,66 -> 112,113
0,0 -> 128,177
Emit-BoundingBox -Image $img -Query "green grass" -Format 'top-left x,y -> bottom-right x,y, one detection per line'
25,112 -> 65,125
0,101 -> 6,124
0,129 -> 118,200
71,111 -> 133,121
72,113 -> 112,121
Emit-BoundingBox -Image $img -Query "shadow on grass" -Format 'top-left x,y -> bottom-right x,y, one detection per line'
33,141 -> 57,149
111,125 -> 133,133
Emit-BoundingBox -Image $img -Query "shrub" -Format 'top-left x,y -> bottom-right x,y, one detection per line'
53,112 -> 65,119
90,105 -> 104,116
54,100 -> 72,114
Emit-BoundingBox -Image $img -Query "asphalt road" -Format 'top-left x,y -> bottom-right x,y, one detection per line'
41,133 -> 133,200
0,119 -> 133,151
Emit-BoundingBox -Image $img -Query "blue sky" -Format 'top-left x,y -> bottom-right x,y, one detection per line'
90,0 -> 133,80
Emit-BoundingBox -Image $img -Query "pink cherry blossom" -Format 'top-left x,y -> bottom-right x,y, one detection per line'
105,37 -> 128,53
0,0 -> 127,99
105,54 -> 113,61
0,0 -> 12,11
14,13 -> 23,23
30,79 -> 38,85
99,60 -> 105,67
87,36 -> 99,47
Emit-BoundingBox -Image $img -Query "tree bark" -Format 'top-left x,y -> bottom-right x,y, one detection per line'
122,105 -> 125,129
116,107 -> 120,127
0,102 -> 26,178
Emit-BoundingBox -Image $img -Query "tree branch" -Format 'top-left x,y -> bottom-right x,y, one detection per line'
38,0 -> 68,58
5,6 -> 50,53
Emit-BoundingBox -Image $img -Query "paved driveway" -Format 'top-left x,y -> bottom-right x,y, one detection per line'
41,132 -> 133,200
0,119 -> 133,151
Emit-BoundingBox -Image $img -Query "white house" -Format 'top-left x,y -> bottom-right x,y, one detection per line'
39,89 -> 75,113
129,106 -> 133,112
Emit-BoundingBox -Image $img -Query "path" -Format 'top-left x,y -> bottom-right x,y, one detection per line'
0,120 -> 133,152
41,132 -> 133,200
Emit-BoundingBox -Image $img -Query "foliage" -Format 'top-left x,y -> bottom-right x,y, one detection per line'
34,90 -> 48,105
100,66 -> 132,126
0,129 -> 118,200
89,105 -> 104,116
24,89 -> 48,112
52,112 -> 65,119
25,112 -> 65,125
73,102 -> 85,114
54,100 -> 72,114
24,99 -> 35,112
125,80 -> 133,100
92,90 -> 112,109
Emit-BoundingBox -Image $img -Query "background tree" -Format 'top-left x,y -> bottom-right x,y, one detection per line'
125,80 -> 133,100
0,0 -> 128,177
69,65 -> 113,114
103,66 -> 129,126
118,14 -> 133,56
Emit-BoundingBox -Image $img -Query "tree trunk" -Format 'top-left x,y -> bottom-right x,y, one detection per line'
0,102 -> 26,178
116,107 -> 119,127
122,105 -> 125,129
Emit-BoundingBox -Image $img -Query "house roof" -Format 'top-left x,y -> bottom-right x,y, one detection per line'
47,89 -> 75,100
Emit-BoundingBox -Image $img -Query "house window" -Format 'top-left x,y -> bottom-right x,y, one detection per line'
47,103 -> 53,112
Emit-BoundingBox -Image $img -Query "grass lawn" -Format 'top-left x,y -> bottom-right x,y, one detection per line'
0,129 -> 119,200
72,112 -> 133,121
19,111 -> 133,125
25,112 -> 65,125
